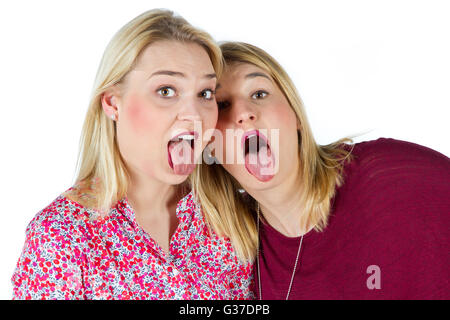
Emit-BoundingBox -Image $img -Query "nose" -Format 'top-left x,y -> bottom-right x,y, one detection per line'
234,99 -> 257,125
177,98 -> 202,122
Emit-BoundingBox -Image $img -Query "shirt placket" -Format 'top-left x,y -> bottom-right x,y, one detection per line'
119,197 -> 189,298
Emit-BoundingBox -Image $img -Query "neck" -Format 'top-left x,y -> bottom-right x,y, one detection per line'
249,166 -> 312,238
126,173 -> 184,221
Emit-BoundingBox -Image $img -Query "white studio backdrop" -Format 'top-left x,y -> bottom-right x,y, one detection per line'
0,0 -> 449,299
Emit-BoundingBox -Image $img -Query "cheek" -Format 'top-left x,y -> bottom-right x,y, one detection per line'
201,107 -> 218,135
213,121 -> 229,159
268,102 -> 298,145
270,100 -> 297,129
215,116 -> 231,143
272,104 -> 300,166
117,94 -> 165,172
125,94 -> 154,133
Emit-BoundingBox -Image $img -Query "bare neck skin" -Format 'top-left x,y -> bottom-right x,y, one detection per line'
126,172 -> 185,254
247,164 -> 313,238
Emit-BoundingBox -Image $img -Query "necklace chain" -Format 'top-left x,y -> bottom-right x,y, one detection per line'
256,203 -> 304,300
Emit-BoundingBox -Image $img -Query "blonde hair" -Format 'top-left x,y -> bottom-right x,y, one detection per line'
190,42 -> 355,262
68,9 -> 223,213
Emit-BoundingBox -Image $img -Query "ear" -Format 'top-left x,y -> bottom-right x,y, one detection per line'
209,143 -> 216,158
204,142 -> 216,158
204,133 -> 217,155
101,87 -> 120,120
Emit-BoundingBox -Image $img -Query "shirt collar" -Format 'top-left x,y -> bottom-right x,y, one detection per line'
115,190 -> 197,227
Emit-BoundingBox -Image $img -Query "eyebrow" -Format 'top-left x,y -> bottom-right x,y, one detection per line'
245,72 -> 271,80
148,70 -> 217,79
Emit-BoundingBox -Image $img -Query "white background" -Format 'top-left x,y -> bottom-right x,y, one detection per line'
1,0 -> 449,299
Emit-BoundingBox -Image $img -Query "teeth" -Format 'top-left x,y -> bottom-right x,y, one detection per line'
179,134 -> 194,140
171,134 -> 195,142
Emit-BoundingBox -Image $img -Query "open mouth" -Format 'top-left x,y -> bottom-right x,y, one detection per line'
244,132 -> 267,155
167,131 -> 198,176
242,130 -> 276,182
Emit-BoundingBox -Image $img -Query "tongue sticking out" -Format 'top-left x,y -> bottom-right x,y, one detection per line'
168,139 -> 195,175
245,144 -> 276,182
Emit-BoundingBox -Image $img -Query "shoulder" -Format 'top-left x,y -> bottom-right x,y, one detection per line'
12,191 -> 90,299
345,137 -> 450,181
351,137 -> 449,166
60,179 -> 100,210
25,188 -> 98,245
338,137 -> 450,214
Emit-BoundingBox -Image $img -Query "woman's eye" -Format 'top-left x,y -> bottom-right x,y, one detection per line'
200,89 -> 215,100
217,101 -> 230,110
252,90 -> 268,99
157,87 -> 176,97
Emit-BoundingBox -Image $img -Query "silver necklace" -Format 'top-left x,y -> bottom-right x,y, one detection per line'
256,203 -> 304,300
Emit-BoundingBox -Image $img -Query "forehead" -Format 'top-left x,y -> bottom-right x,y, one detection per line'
134,40 -> 214,73
219,63 -> 272,86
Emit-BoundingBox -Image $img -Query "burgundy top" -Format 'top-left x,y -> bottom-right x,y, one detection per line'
254,138 -> 450,299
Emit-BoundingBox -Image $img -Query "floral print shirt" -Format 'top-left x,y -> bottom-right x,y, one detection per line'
12,188 -> 253,300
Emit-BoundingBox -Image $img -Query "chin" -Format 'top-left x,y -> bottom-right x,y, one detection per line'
248,175 -> 278,191
231,166 -> 276,192
165,171 -> 191,185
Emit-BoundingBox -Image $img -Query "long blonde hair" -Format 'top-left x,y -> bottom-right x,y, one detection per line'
69,9 -> 223,213
191,42 -> 355,262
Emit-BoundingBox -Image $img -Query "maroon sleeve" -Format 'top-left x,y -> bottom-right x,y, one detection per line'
346,138 -> 450,298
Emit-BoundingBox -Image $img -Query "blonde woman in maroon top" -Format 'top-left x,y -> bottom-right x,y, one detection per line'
191,42 -> 450,299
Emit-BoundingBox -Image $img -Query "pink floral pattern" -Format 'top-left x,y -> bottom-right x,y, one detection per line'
12,188 -> 254,300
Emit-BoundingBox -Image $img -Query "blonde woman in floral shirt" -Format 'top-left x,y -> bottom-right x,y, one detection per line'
11,9 -> 253,300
